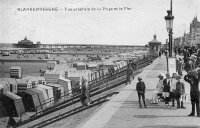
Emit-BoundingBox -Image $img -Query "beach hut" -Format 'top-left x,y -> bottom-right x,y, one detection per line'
67,70 -> 92,81
22,76 -> 39,87
46,83 -> 64,102
16,79 -> 32,92
102,67 -> 109,76
17,90 -> 41,112
120,61 -> 127,67
35,87 -> 50,107
115,62 -> 122,69
29,88 -> 46,110
44,73 -> 61,84
0,78 -> 18,94
76,62 -> 87,70
87,63 -> 98,70
47,61 -> 56,70
2,51 -> 10,56
0,92 -> 25,117
0,81 -> 10,93
58,77 -> 71,95
45,54 -> 50,59
10,66 -> 22,79
38,77 -> 46,85
59,60 -> 66,65
37,84 -> 54,105
72,62 -> 78,68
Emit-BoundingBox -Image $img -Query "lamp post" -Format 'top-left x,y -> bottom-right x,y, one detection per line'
164,0 -> 174,57
166,39 -> 169,73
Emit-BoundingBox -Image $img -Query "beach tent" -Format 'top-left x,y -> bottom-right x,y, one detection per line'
16,79 -> 32,92
58,77 -> 71,95
76,62 -> 87,70
0,78 -> 18,94
44,70 -> 62,84
47,61 -> 57,70
46,83 -> 64,102
37,84 -> 54,105
35,87 -> 50,107
17,90 -> 41,112
29,88 -> 46,110
87,63 -> 98,70
0,81 -> 10,93
10,66 -> 22,79
45,54 -> 50,59
59,60 -> 67,65
0,92 -> 25,117
22,76 -> 39,87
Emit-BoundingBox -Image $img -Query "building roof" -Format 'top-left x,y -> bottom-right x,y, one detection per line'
0,81 -> 9,87
148,34 -> 161,44
0,78 -> 17,85
22,76 -> 45,82
18,36 -> 33,43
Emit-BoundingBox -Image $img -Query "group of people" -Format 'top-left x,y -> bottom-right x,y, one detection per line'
151,73 -> 186,109
143,46 -> 200,117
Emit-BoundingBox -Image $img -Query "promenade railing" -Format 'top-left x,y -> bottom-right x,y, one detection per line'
17,54 -> 158,126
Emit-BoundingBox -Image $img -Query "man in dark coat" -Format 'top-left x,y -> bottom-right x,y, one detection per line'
80,78 -> 90,106
136,77 -> 146,108
163,73 -> 171,107
125,64 -> 133,85
184,70 -> 200,117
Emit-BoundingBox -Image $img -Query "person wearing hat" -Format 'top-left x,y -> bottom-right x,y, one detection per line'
184,70 -> 200,116
184,57 -> 195,73
175,75 -> 185,108
156,74 -> 164,98
136,77 -> 146,108
151,73 -> 164,104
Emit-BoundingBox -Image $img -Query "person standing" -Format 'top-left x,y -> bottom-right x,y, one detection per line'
184,70 -> 200,117
170,73 -> 178,107
136,77 -> 146,108
159,51 -> 162,58
175,75 -> 185,108
163,73 -> 171,107
125,63 -> 133,85
80,77 -> 90,106
177,58 -> 183,76
156,74 -> 164,100
184,57 -> 193,73
151,74 -> 164,104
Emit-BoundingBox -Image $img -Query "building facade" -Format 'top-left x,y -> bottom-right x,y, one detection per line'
174,16 -> 200,48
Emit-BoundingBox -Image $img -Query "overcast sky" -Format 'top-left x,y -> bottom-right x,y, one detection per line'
0,0 -> 200,45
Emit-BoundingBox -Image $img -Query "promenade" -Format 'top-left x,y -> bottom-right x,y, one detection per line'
77,55 -> 200,128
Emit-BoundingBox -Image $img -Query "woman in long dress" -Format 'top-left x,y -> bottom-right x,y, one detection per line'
151,74 -> 164,104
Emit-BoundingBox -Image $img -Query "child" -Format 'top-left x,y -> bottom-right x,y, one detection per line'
136,77 -> 146,108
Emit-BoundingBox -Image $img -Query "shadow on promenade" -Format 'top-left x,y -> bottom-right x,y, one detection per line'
108,100 -> 189,111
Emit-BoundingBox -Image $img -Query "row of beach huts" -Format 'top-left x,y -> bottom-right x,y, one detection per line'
0,58 -> 129,118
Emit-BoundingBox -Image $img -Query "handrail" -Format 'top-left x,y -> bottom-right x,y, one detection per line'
33,55 -> 157,114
